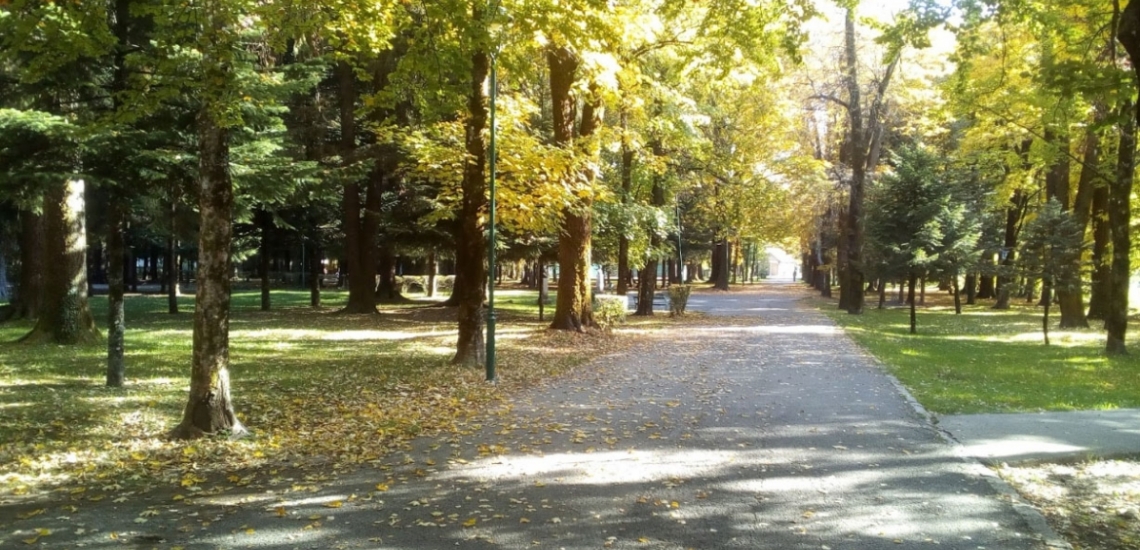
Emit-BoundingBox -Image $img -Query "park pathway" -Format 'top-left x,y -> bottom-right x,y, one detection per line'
8,282 -> 1054,549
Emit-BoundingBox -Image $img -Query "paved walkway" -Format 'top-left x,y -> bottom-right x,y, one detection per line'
6,283 -> 1073,549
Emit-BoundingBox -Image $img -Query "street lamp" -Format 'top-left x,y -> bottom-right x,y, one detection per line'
485,14 -> 501,383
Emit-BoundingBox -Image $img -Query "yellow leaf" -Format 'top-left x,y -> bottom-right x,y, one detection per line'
462,518 -> 477,527
172,494 -> 185,501
274,506 -> 286,517
16,509 -> 45,520
35,529 -> 50,536
375,483 -> 389,492
130,452 -> 147,461
519,517 -> 530,524
638,536 -> 650,543
324,501 -> 343,509
245,528 -> 255,535
670,501 -> 680,509
22,536 -> 39,545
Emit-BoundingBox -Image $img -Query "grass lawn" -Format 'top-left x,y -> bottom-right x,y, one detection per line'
813,289 -> 1140,414
0,286 -> 657,497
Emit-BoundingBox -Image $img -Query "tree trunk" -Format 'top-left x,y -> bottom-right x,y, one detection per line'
21,179 -> 100,344
1087,183 -> 1111,320
1052,129 -> 1089,328
257,209 -> 271,311
106,199 -> 126,386
169,107 -> 245,440
616,109 -> 633,296
3,210 -> 44,322
453,28 -> 489,365
712,238 -> 730,290
993,189 -> 1027,310
952,271 -> 962,315
962,272 -> 975,305
1043,292 -> 1051,346
908,272 -> 917,335
426,250 -> 437,298
308,241 -> 321,308
337,61 -> 378,314
843,8 -> 866,315
634,259 -> 657,316
1107,102 -> 1135,354
167,210 -> 180,315
548,45 -> 598,331
877,278 -> 886,309
376,244 -> 399,300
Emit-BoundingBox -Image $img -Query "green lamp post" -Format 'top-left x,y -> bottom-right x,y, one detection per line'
485,45 -> 499,383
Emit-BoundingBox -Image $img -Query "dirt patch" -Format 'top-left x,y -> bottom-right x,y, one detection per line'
999,460 -> 1140,550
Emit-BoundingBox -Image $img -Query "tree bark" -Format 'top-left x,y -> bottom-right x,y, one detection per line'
908,272 -> 917,335
453,26 -> 489,366
548,45 -> 598,331
965,273 -> 977,305
616,109 -> 633,296
713,238 -> 730,290
257,209 -> 271,311
993,189 -> 1027,310
1051,128 -> 1090,328
169,107 -> 245,440
21,179 -> 100,344
167,202 -> 180,315
952,271 -> 962,315
337,61 -> 378,314
842,8 -> 866,315
3,210 -> 44,322
106,198 -> 126,387
1087,183 -> 1111,319
1109,1 -> 1140,354
307,240 -> 321,307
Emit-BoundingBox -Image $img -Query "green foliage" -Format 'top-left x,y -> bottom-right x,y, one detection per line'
1017,199 -> 1087,295
667,284 -> 692,317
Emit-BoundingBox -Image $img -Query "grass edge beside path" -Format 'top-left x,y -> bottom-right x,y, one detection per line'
808,289 -> 1140,415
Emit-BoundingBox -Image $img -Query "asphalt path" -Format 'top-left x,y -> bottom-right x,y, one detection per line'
4,283 -> 1055,549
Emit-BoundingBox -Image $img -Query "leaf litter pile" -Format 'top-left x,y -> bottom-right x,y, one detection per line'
0,296 -> 685,511
999,460 -> 1140,550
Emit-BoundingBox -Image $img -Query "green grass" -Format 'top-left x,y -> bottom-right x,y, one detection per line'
816,293 -> 1140,415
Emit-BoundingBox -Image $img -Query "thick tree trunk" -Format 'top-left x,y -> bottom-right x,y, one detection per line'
634,259 -> 657,316
1106,101 -> 1135,355
22,179 -> 100,344
616,110 -> 633,296
106,199 -> 126,386
843,8 -> 866,315
376,245 -> 399,300
1087,183 -> 1111,319
3,210 -> 44,322
337,62 -> 379,314
713,239 -> 730,291
169,109 -> 245,440
453,32 -> 489,366
1110,1 -> 1140,353
1053,129 -> 1090,328
1043,295 -> 1051,346
548,46 -> 598,331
